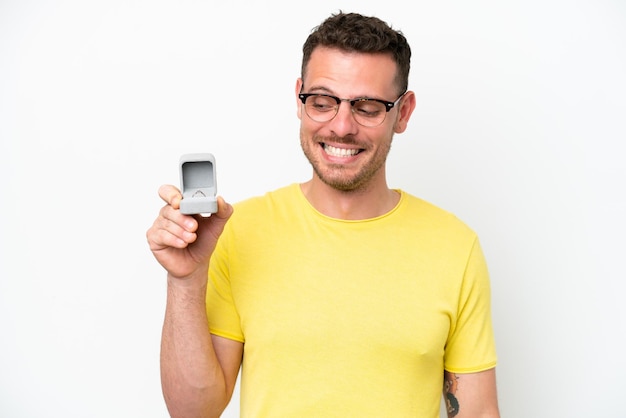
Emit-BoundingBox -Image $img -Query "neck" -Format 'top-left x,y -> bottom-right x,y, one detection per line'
300,176 -> 400,220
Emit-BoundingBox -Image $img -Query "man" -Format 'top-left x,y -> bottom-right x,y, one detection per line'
147,12 -> 500,418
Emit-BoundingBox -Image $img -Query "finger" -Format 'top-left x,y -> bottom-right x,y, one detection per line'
193,196 -> 233,245
214,196 -> 234,220
158,184 -> 183,209
148,226 -> 190,250
148,214 -> 197,250
159,204 -> 199,235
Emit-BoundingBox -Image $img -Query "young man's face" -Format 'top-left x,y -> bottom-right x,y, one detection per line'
296,46 -> 411,192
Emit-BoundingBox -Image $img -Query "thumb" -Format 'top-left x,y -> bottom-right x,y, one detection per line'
194,196 -> 234,251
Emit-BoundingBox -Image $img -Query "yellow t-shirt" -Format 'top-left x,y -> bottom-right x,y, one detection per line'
207,184 -> 497,417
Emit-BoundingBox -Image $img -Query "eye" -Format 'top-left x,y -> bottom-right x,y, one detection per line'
309,95 -> 337,112
353,100 -> 384,118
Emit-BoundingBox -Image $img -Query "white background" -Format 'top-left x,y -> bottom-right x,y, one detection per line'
1,1 -> 625,417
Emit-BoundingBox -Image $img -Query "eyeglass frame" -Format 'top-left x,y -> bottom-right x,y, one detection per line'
298,90 -> 407,127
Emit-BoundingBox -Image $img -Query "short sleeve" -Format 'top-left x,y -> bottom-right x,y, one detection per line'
206,223 -> 245,343
444,238 -> 497,372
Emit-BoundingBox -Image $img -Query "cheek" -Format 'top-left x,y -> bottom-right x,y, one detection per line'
299,116 -> 322,137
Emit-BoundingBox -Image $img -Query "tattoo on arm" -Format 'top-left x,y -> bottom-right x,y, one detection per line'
443,371 -> 460,417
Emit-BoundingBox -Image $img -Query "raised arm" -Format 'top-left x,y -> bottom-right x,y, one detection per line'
443,368 -> 500,418
147,185 -> 243,418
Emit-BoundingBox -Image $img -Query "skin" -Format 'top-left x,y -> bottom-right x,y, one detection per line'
296,47 -> 415,220
443,369 -> 500,418
147,46 -> 500,418
148,190 -> 242,418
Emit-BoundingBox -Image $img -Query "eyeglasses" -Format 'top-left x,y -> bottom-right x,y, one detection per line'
298,91 -> 406,127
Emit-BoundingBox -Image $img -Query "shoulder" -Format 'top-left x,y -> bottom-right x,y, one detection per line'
396,191 -> 477,238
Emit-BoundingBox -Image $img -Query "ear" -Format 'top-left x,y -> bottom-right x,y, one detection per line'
295,78 -> 304,120
393,91 -> 416,134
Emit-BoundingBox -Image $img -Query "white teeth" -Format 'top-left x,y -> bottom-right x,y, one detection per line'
324,144 -> 359,157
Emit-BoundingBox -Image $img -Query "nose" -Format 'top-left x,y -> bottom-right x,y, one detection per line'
327,100 -> 359,137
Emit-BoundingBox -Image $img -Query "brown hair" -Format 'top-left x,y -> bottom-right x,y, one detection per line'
301,11 -> 411,94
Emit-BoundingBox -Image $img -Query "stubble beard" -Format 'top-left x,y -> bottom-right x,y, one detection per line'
300,132 -> 392,192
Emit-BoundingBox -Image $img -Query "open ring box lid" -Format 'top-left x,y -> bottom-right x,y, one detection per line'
179,153 -> 218,215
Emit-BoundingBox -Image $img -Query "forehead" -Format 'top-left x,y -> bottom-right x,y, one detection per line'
303,47 -> 398,97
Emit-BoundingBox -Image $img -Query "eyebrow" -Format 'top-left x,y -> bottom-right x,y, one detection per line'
303,86 -> 384,101
303,85 -> 333,94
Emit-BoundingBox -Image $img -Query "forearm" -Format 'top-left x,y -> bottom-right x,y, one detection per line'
160,273 -> 229,418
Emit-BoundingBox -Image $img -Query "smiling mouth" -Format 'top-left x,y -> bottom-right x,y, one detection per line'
323,143 -> 362,157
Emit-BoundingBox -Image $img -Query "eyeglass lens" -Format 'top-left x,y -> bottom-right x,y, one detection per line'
304,95 -> 389,127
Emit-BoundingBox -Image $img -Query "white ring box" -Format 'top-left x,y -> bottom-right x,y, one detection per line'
179,153 -> 218,215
